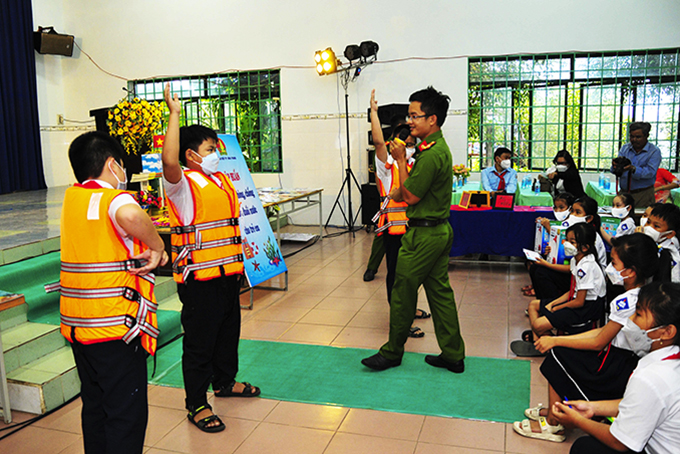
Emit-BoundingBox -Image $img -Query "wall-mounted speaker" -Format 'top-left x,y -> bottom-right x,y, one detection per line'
34,27 -> 74,57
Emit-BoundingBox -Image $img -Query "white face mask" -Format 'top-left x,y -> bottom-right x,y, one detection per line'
605,262 -> 629,286
644,226 -> 671,244
553,208 -> 570,222
555,164 -> 568,173
108,160 -> 127,190
194,151 -> 220,175
567,214 -> 587,226
500,159 -> 511,170
611,206 -> 631,219
640,217 -> 649,227
563,241 -> 579,258
406,147 -> 416,159
621,319 -> 665,357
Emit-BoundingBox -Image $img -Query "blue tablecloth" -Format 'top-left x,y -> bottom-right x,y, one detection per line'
448,208 -> 549,257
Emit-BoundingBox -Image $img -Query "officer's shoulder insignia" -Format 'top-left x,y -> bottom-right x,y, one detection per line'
419,141 -> 436,151
577,269 -> 586,279
616,297 -> 629,311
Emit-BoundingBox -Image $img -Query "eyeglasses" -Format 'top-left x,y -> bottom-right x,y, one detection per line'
405,142 -> 416,148
406,114 -> 429,121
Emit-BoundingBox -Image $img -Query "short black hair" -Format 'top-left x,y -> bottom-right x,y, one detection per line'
636,281 -> 680,346
494,147 -> 512,160
611,233 -> 659,283
179,125 -> 218,166
629,121 -> 651,137
68,131 -> 125,183
566,222 -> 598,260
389,115 -> 409,140
554,191 -> 575,208
409,86 -> 450,126
616,192 -> 635,209
650,203 -> 680,233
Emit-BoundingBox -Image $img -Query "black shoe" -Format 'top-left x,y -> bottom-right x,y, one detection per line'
425,355 -> 464,373
363,269 -> 376,281
361,353 -> 401,371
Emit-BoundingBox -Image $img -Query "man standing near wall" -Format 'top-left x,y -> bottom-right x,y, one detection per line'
612,121 -> 661,208
361,86 -> 465,372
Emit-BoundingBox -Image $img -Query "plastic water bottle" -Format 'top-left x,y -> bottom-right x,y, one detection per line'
534,180 -> 540,194
599,171 -> 605,188
604,176 -> 611,191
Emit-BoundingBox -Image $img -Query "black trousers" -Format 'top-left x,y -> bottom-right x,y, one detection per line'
178,272 -> 242,410
71,338 -> 148,454
570,435 -> 633,453
383,232 -> 403,305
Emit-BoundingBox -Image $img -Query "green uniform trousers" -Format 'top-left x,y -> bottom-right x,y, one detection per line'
366,232 -> 385,271
379,222 -> 465,363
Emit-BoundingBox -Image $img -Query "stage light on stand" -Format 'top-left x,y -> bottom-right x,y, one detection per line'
344,44 -> 361,62
360,40 -> 379,60
314,47 -> 338,76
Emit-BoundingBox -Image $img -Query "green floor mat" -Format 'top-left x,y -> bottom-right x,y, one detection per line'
149,339 -> 530,423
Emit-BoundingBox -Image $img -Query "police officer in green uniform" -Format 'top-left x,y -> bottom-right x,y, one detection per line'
362,86 -> 465,372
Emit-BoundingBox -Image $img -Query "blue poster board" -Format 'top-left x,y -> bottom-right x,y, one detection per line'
216,134 -> 287,287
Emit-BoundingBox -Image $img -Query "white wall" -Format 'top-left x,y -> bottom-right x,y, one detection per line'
32,0 -> 680,224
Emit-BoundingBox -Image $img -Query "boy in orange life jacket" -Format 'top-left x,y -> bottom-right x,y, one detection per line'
370,89 -> 431,338
162,83 -> 260,434
62,132 -> 168,454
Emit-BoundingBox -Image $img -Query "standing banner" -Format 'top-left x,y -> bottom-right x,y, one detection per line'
216,134 -> 287,287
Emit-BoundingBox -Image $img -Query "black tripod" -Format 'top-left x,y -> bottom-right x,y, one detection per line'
324,76 -> 363,235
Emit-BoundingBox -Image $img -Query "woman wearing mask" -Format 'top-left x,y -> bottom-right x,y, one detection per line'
545,150 -> 585,198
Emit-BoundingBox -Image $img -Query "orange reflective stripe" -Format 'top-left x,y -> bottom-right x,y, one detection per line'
375,162 -> 410,235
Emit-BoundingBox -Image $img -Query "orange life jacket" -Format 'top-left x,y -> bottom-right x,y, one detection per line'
59,183 -> 159,355
167,170 -> 244,283
373,160 -> 413,235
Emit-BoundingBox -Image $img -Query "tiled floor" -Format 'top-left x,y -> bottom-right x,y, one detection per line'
0,189 -> 581,452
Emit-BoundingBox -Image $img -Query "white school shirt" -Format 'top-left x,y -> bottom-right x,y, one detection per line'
615,217 -> 636,238
570,254 -> 606,300
560,217 -> 607,268
610,345 -> 680,454
82,179 -> 138,254
608,287 -> 640,350
163,170 -> 226,226
658,236 -> 680,283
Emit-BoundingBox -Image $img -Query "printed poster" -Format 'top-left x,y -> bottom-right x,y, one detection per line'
216,134 -> 287,287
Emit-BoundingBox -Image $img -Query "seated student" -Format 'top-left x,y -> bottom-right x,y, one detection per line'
600,192 -> 636,246
512,233 -> 659,443
638,202 -> 662,227
512,223 -> 606,357
522,192 -> 575,298
529,196 -> 606,302
551,281 -> 680,454
481,147 -> 517,196
636,203 -> 680,283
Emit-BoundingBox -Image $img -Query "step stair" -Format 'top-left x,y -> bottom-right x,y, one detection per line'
0,275 -> 182,415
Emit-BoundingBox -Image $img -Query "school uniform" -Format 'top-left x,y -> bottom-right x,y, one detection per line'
658,236 -> 680,283
539,254 -> 606,333
540,288 -> 640,403
609,345 -> 680,454
614,217 -> 636,238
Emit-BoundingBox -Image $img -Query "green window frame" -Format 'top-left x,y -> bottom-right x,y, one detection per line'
131,70 -> 282,173
468,49 -> 680,172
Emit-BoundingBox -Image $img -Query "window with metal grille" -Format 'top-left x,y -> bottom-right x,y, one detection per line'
468,49 -> 680,172
131,70 -> 282,173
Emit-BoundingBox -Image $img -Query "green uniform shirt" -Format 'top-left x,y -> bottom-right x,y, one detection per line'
403,130 -> 452,220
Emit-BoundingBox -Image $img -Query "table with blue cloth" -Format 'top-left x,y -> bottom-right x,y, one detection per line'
448,206 -> 552,257
451,181 -> 483,205
450,181 -> 553,207
585,181 -> 616,207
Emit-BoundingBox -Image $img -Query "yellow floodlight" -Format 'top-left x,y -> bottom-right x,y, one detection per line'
314,47 -> 337,76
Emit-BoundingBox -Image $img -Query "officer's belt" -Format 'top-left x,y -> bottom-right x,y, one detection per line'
407,218 -> 447,227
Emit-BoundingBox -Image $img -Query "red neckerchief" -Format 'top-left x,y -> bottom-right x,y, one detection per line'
662,352 -> 680,360
76,181 -> 106,189
493,170 -> 506,191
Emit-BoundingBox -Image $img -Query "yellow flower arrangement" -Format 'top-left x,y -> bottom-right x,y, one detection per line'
452,163 -> 471,179
107,97 -> 163,155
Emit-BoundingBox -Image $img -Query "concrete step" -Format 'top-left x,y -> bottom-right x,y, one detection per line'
0,303 -> 28,332
4,346 -> 78,414
154,275 -> 177,303
1,319 -> 66,375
